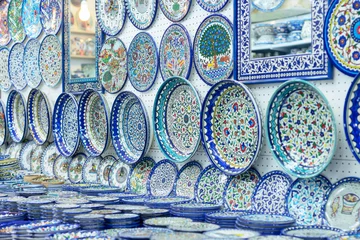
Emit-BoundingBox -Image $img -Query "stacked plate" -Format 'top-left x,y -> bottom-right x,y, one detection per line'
3,197 -> 26,212
170,203 -> 222,221
9,219 -> 61,239
62,208 -> 92,223
117,228 -> 174,240
74,214 -> 105,230
100,193 -> 141,203
205,211 -> 247,228
132,209 -> 170,221
80,187 -> 122,196
53,204 -> 81,221
144,217 -> 192,228
122,197 -> 148,205
104,214 -> 141,229
145,197 -> 191,209
80,204 -> 105,210
90,209 -> 121,215
26,199 -> 55,220
29,223 -> 80,239
104,205 -> 149,213
89,197 -> 119,205
0,212 -> 26,224
40,204 -> 57,220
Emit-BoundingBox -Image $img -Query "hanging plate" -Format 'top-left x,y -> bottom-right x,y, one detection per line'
0,48 -> 11,91
97,155 -> 117,186
8,0 -> 25,43
53,155 -> 71,180
7,142 -> 25,160
82,156 -> 102,184
40,142 -> 60,177
127,156 -> 155,195
251,0 -> 284,12
0,101 -> 7,147
6,90 -> 27,143
40,0 -> 62,35
24,39 -> 42,88
108,160 -> 130,191
95,0 -> 125,36
9,43 -> 27,90
175,161 -> 202,199
19,141 -> 37,170
147,159 -> 178,197
159,0 -> 191,22
125,0 -> 157,30
68,153 -> 87,183
22,0 -> 42,38
0,0 -> 10,46
30,143 -> 49,173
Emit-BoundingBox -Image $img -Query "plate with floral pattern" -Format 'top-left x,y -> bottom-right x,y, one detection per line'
108,161 -> 130,191
159,24 -> 192,81
97,155 -> 117,186
286,175 -> 331,226
153,77 -> 201,163
39,35 -> 62,87
95,0 -> 125,36
19,141 -> 37,170
127,32 -> 158,92
201,80 -> 262,175
40,142 -> 60,177
40,0 -> 62,34
251,0 -> 284,12
53,93 -> 80,157
175,161 -> 202,199
281,226 -> 343,239
53,155 -> 70,180
147,159 -> 178,197
24,39 -> 42,88
9,43 -> 27,90
160,0 -> 191,22
127,156 -> 155,195
30,143 -> 49,173
82,156 -> 102,184
266,80 -> 337,178
22,0 -> 42,38
125,0 -> 157,29
6,90 -> 27,143
0,48 -> 11,91
0,0 -> 10,46
68,153 -> 87,183
8,0 -> 25,43
196,0 -> 229,12
7,142 -> 25,160
194,14 -> 233,85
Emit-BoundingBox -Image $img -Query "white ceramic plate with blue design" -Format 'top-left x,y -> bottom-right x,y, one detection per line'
68,153 -> 87,183
19,141 -> 37,170
82,156 -> 102,184
95,0 -> 125,36
53,155 -> 71,180
6,90 -> 27,143
281,226 -> 343,239
24,39 -> 41,88
125,0 -> 157,30
9,43 -> 27,90
97,155 -> 117,186
22,0 -> 42,38
40,0 -> 62,34
147,159 -> 178,197
40,142 -> 60,177
175,161 -> 202,199
108,160 -> 130,191
0,48 -> 12,91
196,0 -> 229,12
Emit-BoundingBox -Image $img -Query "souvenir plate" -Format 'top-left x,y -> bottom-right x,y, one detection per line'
194,14 -> 233,85
118,228 -> 173,239
0,0 -> 10,46
9,43 -> 26,90
7,142 -> 25,159
144,217 -> 192,227
0,48 -> 11,91
108,161 -> 130,190
175,161 -> 202,199
195,165 -> 228,204
125,0 -> 157,29
82,156 -> 102,184
266,80 -> 336,178
24,39 -> 42,88
39,34 -> 62,87
19,141 -> 37,170
30,143 -> 49,173
196,0 -> 229,12
127,32 -> 158,92
98,37 -> 127,94
8,0 -> 25,43
147,159 -> 178,197
128,157 -> 155,194
41,142 -> 60,177
237,213 -> 295,226
0,101 -> 7,146
97,155 -> 117,186
223,168 -> 260,210
159,0 -> 190,21
22,0 -> 42,38
252,171 -> 292,215
95,0 -> 125,36
27,89 -> 51,145
168,222 -> 220,232
286,175 -> 331,226
154,77 -> 201,162
68,153 -> 87,183
6,90 -> 27,143
78,89 -> 109,157
53,93 -> 80,157
282,226 -> 343,239
40,0 -> 62,34
159,24 -> 192,81
251,0 -> 284,12
201,80 -> 262,175
204,229 -> 260,238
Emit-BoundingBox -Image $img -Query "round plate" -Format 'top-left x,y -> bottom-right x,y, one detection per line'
41,142 -> 60,177
98,37 -> 127,94
127,32 -> 158,92
159,0 -> 190,22
7,142 -> 25,160
9,43 -> 26,90
252,170 -> 292,215
53,92 -> 80,157
144,217 -> 192,227
0,48 -> 11,91
0,0 -> 10,46
175,161 -> 202,199
27,89 -> 51,145
24,39 -> 42,88
196,0 -> 229,12
223,168 -> 261,210
40,0 -> 62,34
147,159 -> 178,197
68,153 -> 87,183
195,165 -> 228,205
153,77 -> 201,163
108,161 -> 130,191
328,233 -> 360,240
19,141 -> 37,170
252,0 -> 284,12
201,80 -> 262,175
168,222 -> 219,233
22,0 -> 42,38
8,0 -> 25,43
39,35 -> 62,87
118,228 -> 173,239
237,213 -> 295,226
53,155 -> 70,180
204,229 -> 260,238
30,143 -> 49,173
95,0 -> 125,36
194,14 -> 233,85
127,157 -> 155,195
266,80 -> 337,178
282,226 -> 343,239
286,175 -> 331,226
6,90 -> 27,143
82,156 -> 102,184
125,0 -> 157,29
0,101 -> 7,146
159,24 -> 192,81
111,91 -> 150,164
97,155 -> 117,186
78,89 -> 109,157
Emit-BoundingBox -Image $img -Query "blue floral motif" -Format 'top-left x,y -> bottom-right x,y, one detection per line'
354,1 -> 360,10
354,51 -> 360,60
339,36 -> 347,48
338,15 -> 346,26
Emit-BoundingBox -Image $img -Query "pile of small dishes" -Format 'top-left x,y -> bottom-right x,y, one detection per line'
170,203 -> 222,221
132,209 -> 170,222
8,220 -> 61,239
40,205 -> 56,220
273,22 -> 289,45
168,222 -> 220,233
100,192 -> 141,203
117,227 -> 174,240
106,205 -> 149,213
145,197 -> 191,209
80,203 -> 104,210
74,214 -> 105,230
89,197 -> 119,205
90,209 -> 121,215
104,214 -> 141,229
26,199 -> 54,220
29,223 -> 80,239
2,197 -> 26,211
53,204 -> 80,221
281,226 -> 344,240
205,211 -> 246,228
254,24 -> 275,45
62,208 -> 92,223
122,197 -> 148,205
143,217 -> 192,228
0,211 -> 25,223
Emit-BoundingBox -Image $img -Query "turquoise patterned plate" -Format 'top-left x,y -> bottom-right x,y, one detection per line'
0,0 -> 10,46
8,0 -> 25,43
22,0 -> 42,38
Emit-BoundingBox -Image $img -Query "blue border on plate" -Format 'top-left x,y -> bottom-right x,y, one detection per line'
7,0 -> 26,44
108,160 -> 130,190
95,0 -> 126,36
82,156 -> 102,184
159,0 -> 191,22
22,0 -> 43,39
67,152 -> 87,184
19,141 -> 36,170
6,90 -> 27,143
0,100 -> 8,146
0,47 -> 12,91
40,142 -> 59,177
24,39 -> 42,88
174,161 -> 202,198
125,0 -> 158,30
126,156 -> 155,194
97,154 -> 117,185
9,43 -> 27,90
40,0 -> 62,35
281,225 -> 343,238
147,159 -> 178,197
196,0 -> 229,12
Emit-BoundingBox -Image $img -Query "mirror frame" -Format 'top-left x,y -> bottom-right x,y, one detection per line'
234,0 -> 332,84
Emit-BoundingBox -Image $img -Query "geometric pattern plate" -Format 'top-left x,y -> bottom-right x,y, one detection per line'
175,161 -> 202,199
147,159 -> 178,197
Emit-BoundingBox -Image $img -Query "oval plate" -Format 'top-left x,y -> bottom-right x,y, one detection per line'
82,156 -> 102,184
147,159 -> 178,197
125,0 -> 157,30
108,160 -> 130,191
30,143 -> 49,173
281,226 -> 343,239
0,0 -> 10,46
196,0 -> 229,12
159,0 -> 190,22
8,0 -> 25,43
41,142 -> 60,177
68,153 -> 87,183
40,0 -> 62,35
0,101 -> 7,146
19,141 -> 37,170
6,90 -> 27,143
0,48 -> 12,91
53,155 -> 71,180
22,0 -> 42,38
9,43 -> 27,90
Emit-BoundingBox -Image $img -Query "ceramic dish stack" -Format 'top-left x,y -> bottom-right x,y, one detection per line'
0,212 -> 26,224
80,204 -> 105,210
89,197 -> 119,205
3,197 -> 26,212
9,220 -> 61,239
80,187 -> 122,196
53,204 -> 81,221
205,211 -> 247,228
104,205 -> 149,214
74,214 -> 105,231
40,205 -> 56,220
122,197 -> 149,206
29,223 -> 80,239
143,217 -> 192,229
145,197 -> 192,209
132,209 -> 170,222
26,199 -> 55,220
104,214 -> 141,229
170,203 -> 222,221
62,208 -> 92,223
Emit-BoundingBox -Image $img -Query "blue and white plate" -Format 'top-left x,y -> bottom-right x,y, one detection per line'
97,155 -> 117,186
175,161 -> 202,199
328,232 -> 360,240
23,39 -> 41,88
251,0 -> 284,12
281,226 -> 343,240
108,161 -> 131,191
196,0 -> 229,12
22,0 -> 42,38
204,229 -> 260,239
0,101 -> 8,146
40,142 -> 60,177
40,0 -> 62,34
125,0 -> 157,29
9,43 -> 26,90
159,0 -> 191,21
147,159 -> 178,197
82,156 -> 102,184
0,1 -> 11,47
127,156 -> 155,195
118,227 -> 173,239
30,143 -> 49,173
237,213 -> 296,227
0,48 -> 12,91
68,153 -> 87,184
19,141 -> 37,170
6,90 -> 27,143
95,0 -> 126,36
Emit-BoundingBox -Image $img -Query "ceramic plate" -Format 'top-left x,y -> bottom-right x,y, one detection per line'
40,0 -> 62,34
111,91 -> 150,164
195,165 -> 228,205
154,77 -> 201,163
196,0 -> 229,12
144,217 -> 192,227
252,0 -> 284,12
6,90 -> 27,143
194,14 -> 233,85
30,143 -> 49,173
9,43 -> 27,90
204,229 -> 260,238
0,101 -> 7,147
95,0 -> 125,36
68,153 -> 87,183
39,34 -> 62,87
22,0 -> 42,38
286,175 -> 331,226
329,233 -> 360,240
82,156 -> 102,184
175,161 -> 202,199
53,155 -> 70,180
223,168 -> 261,210
127,157 -> 155,194
19,141 -> 37,170
53,92 -> 80,157
108,161 -> 130,191
266,80 -> 336,178
0,0 -> 10,46
159,24 -> 192,81
201,80 -> 262,175
97,155 -> 117,186
168,222 -> 220,233
27,89 -> 51,145
147,159 -> 178,197
8,0 -> 25,43
127,32 -> 158,92
118,228 -> 173,239
159,0 -> 190,21
282,226 -> 343,239
0,48 -> 11,91
40,142 -> 60,177
151,232 -> 205,240
125,0 -> 157,29
98,37 -> 127,94
252,170 -> 292,215
78,89 -> 109,157
24,39 -> 42,88
250,237 -> 303,240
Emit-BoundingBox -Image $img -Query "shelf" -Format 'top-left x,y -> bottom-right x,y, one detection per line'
71,55 -> 95,59
252,38 -> 311,52
251,8 -> 311,23
71,30 -> 95,35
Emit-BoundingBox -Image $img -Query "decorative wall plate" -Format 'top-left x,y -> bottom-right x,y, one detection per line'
201,80 -> 262,175
128,156 -> 155,194
53,155 -> 70,180
22,0 -> 42,38
7,0 -> 25,43
127,32 -> 158,92
98,37 -> 127,94
196,0 -> 229,12
159,24 -> 192,81
30,143 -> 49,173
19,141 -> 37,170
40,142 -> 60,177
39,34 -> 62,87
266,80 -> 337,178
147,159 -> 178,197
53,93 -> 79,157
125,0 -> 157,29
154,77 -> 201,163
24,39 -> 42,88
111,91 -> 150,164
195,165 -> 228,205
193,14 -> 233,85
6,90 -> 27,143
78,89 -> 109,157
0,0 -> 10,46
8,142 -> 25,160
40,0 -> 62,34
281,226 -> 343,239
9,43 -> 26,90
223,168 -> 261,210
108,161 -> 130,191
252,171 -> 292,215
95,0 -> 125,36
286,175 -> 331,226
27,89 -> 51,145
82,156 -> 102,184
175,161 -> 202,199
159,0 -> 190,22
0,48 -> 11,91
97,155 -> 117,186
251,0 -> 284,12
0,101 -> 7,147
68,153 -> 87,183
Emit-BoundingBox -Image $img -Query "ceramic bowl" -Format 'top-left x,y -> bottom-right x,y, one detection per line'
255,35 -> 275,45
287,20 -> 305,32
274,33 -> 288,44
301,19 -> 311,39
254,24 -> 274,36
273,22 -> 289,34
287,31 -> 302,42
